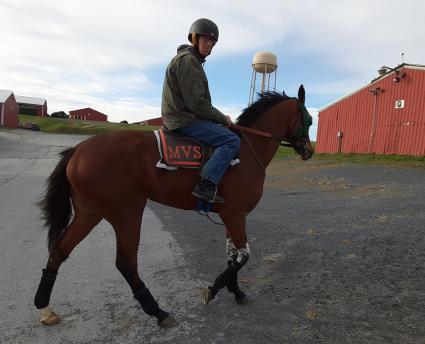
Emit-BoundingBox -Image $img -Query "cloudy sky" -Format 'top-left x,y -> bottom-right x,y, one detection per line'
1,0 -> 424,139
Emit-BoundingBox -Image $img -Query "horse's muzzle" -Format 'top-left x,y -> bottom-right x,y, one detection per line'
301,141 -> 314,161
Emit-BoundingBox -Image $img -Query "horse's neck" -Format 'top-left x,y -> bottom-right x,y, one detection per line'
238,99 -> 298,170
239,127 -> 280,170
245,117 -> 292,167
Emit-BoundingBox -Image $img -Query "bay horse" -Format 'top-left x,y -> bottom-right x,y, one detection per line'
34,85 -> 314,328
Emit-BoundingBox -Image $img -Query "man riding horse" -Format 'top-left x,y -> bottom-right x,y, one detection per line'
33,17 -> 314,329
161,18 -> 240,203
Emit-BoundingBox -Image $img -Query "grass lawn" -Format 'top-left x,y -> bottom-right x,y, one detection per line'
19,115 -> 158,134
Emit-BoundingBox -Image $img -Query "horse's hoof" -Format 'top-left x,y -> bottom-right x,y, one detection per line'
236,295 -> 253,305
40,307 -> 61,325
158,315 -> 178,328
202,288 -> 214,304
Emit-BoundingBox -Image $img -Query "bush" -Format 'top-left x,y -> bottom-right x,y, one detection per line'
51,111 -> 68,118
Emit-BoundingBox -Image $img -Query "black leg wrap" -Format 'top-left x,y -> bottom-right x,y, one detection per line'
212,268 -> 232,291
229,261 -> 243,272
134,286 -> 168,322
210,262 -> 242,298
226,262 -> 247,300
34,269 -> 57,309
226,262 -> 241,291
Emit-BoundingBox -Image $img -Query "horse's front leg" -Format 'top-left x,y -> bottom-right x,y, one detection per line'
225,235 -> 251,304
203,213 -> 251,304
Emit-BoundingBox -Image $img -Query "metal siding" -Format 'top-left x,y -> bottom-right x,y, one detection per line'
356,89 -> 373,153
317,67 -> 425,156
317,87 -> 374,154
386,69 -> 425,156
70,108 -> 107,122
87,112 -> 107,121
316,109 -> 336,152
147,118 -> 163,126
372,76 -> 392,154
407,69 -> 425,155
1,94 -> 19,128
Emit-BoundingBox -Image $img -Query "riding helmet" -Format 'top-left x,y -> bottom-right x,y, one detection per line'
188,18 -> 219,43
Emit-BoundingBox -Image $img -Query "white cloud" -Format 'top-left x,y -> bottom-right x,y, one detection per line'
1,0 -> 424,128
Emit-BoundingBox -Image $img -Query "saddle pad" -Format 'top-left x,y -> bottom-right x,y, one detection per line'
154,129 -> 240,170
154,129 -> 207,169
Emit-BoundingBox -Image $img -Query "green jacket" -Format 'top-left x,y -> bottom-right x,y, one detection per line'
161,45 -> 227,130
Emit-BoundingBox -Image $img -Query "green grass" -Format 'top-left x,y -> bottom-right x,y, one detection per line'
274,145 -> 298,159
19,115 -> 158,134
274,143 -> 425,167
314,152 -> 425,167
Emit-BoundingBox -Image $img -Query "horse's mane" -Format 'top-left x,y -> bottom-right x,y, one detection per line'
236,92 -> 291,127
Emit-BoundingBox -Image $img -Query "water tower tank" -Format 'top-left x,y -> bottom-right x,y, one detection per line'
248,52 -> 278,105
252,52 -> 278,73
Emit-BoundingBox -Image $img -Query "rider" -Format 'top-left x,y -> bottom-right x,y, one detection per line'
161,18 -> 240,203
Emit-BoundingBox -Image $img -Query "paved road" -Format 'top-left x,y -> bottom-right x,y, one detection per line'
0,129 -> 206,343
1,128 -> 425,344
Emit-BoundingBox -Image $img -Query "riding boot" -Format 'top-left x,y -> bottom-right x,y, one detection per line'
192,178 -> 225,203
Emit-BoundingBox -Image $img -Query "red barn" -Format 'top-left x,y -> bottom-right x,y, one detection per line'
0,90 -> 19,128
15,95 -> 48,117
139,117 -> 163,126
69,108 -> 108,122
316,63 -> 425,156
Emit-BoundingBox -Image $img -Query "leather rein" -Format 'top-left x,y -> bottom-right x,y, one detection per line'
228,123 -> 298,175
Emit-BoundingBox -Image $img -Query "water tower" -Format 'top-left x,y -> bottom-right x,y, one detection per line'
248,51 -> 278,105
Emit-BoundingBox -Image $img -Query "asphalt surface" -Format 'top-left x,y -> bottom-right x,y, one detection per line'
1,128 -> 424,344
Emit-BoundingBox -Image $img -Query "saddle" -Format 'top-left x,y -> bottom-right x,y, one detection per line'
154,128 -> 239,170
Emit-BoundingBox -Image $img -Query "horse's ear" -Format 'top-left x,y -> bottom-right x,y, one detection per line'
298,84 -> 305,105
282,90 -> 288,97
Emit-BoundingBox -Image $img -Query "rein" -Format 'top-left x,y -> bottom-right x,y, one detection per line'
229,123 -> 295,174
229,123 -> 286,142
238,128 -> 267,175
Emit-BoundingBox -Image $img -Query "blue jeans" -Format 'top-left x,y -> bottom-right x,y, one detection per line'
175,120 -> 240,184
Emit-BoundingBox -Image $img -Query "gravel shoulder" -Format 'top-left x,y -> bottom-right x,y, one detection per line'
149,158 -> 425,344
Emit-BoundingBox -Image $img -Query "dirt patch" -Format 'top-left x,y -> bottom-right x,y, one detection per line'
265,158 -> 410,199
151,157 -> 425,343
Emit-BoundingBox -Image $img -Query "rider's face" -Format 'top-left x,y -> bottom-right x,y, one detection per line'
198,35 -> 216,57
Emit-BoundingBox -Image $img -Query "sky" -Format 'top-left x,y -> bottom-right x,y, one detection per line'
1,0 -> 424,140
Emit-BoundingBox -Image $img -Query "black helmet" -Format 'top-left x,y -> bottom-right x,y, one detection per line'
188,18 -> 219,43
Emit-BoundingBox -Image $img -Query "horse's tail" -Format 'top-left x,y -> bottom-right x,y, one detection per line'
38,147 -> 76,253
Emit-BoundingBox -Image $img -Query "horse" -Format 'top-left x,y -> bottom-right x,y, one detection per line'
34,85 -> 314,328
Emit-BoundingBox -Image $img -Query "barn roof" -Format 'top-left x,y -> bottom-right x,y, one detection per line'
320,63 -> 425,112
0,89 -> 13,103
15,95 -> 46,105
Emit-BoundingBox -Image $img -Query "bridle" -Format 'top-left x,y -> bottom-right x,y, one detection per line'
229,98 -> 312,174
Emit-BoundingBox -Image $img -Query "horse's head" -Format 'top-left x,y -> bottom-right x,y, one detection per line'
282,85 -> 314,160
236,87 -> 315,161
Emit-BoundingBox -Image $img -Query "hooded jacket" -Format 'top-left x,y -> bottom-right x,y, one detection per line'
161,45 -> 227,130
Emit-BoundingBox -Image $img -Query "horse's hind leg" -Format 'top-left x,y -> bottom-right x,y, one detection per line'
203,213 -> 251,305
110,210 -> 177,328
34,211 -> 101,325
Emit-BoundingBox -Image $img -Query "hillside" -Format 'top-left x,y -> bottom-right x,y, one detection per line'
19,115 -> 158,135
